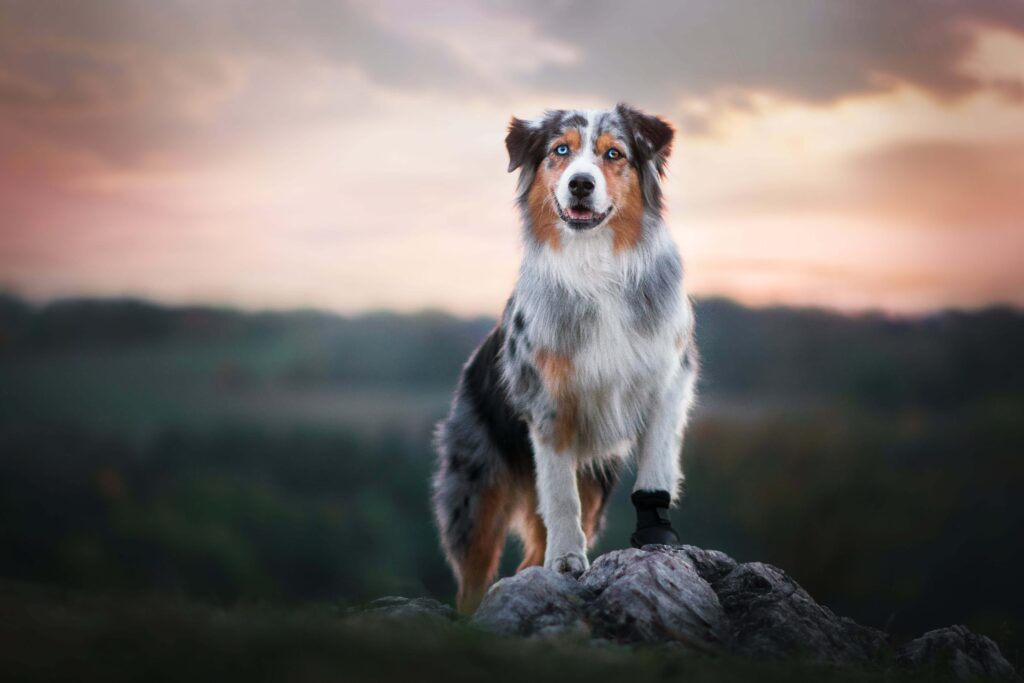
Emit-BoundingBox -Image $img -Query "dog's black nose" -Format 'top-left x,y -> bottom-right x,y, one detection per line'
568,173 -> 595,199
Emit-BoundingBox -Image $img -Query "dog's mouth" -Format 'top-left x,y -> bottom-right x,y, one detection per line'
555,199 -> 612,231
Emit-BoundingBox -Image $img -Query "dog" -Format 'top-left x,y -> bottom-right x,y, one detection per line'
433,104 -> 698,613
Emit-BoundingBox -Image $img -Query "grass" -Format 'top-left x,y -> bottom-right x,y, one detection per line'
0,581 -> 956,683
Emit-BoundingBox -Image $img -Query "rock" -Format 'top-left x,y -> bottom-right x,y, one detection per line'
358,596 -> 461,623
713,561 -> 887,663
580,547 -> 726,650
669,545 -> 738,584
362,546 -> 1019,681
473,567 -> 591,637
897,625 -> 1021,681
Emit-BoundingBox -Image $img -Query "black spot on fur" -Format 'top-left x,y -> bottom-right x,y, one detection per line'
516,361 -> 538,392
626,251 -> 682,335
562,113 -> 588,129
514,311 -> 525,332
545,280 -> 599,351
508,336 -> 517,358
462,326 -> 534,478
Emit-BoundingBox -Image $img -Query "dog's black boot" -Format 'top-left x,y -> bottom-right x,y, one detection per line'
630,490 -> 680,548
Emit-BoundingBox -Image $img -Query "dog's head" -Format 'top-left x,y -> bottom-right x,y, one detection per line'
506,105 -> 673,249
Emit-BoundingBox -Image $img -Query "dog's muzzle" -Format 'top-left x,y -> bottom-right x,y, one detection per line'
555,198 -> 611,231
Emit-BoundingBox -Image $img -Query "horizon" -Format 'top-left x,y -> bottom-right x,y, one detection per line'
2,1 -> 1024,316
4,288 -> 1022,323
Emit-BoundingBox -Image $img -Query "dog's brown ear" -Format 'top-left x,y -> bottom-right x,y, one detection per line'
617,104 -> 674,177
505,117 -> 543,173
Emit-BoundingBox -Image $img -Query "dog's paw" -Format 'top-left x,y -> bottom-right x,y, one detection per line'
546,551 -> 588,578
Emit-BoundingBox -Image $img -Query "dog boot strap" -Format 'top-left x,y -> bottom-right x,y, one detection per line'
630,489 -> 681,548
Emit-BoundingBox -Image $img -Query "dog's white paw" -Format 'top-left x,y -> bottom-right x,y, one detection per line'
547,551 -> 588,578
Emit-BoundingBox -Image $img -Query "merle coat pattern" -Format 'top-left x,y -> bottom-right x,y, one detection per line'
433,105 -> 698,613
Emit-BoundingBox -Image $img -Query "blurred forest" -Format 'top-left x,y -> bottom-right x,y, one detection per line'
0,293 -> 1022,666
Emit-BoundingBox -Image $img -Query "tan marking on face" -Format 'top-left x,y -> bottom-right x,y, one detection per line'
595,132 -> 644,253
528,126 -> 593,249
674,334 -> 684,351
561,128 -> 581,153
527,162 -> 561,251
595,132 -> 617,156
526,128 -> 585,251
535,348 -> 578,453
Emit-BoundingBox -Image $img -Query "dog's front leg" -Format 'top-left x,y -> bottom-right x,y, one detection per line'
631,368 -> 691,547
531,430 -> 588,577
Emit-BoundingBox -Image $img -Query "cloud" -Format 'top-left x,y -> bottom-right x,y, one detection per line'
500,0 -> 1024,107
2,0 -> 1024,314
4,0 -> 1024,177
0,0 -> 480,171
0,0 -> 476,92
682,138 -> 1024,232
847,139 -> 1024,230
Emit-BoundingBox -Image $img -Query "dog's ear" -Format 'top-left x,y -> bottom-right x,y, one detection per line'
617,104 -> 674,177
505,117 -> 544,173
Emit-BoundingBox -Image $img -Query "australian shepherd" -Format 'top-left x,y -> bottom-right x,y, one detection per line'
433,104 -> 698,613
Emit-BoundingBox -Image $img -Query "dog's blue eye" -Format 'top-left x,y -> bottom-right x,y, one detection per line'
605,148 -> 621,160
555,144 -> 569,156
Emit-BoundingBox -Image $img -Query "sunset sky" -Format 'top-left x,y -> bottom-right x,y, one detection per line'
1,0 -> 1023,315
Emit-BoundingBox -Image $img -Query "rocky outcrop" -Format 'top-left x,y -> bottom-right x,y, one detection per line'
473,567 -> 591,637
897,625 -> 1020,681
580,547 -> 728,650
713,560 -> 888,663
366,546 -> 1020,681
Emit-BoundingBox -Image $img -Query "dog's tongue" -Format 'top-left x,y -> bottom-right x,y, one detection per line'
567,207 -> 594,220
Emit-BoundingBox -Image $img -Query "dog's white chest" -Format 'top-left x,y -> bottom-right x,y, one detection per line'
569,299 -> 676,456
510,233 -> 688,459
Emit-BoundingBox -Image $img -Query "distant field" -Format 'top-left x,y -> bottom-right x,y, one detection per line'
1,295 -> 1022,668
0,346 -> 798,434
1,347 -> 452,432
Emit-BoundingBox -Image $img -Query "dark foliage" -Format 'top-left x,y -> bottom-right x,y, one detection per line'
0,294 -> 1021,667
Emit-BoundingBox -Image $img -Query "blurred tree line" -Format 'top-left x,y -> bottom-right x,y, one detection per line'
0,294 -> 1021,665
2,294 -> 1022,405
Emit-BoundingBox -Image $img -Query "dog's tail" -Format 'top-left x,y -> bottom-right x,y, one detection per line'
432,401 -> 512,614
